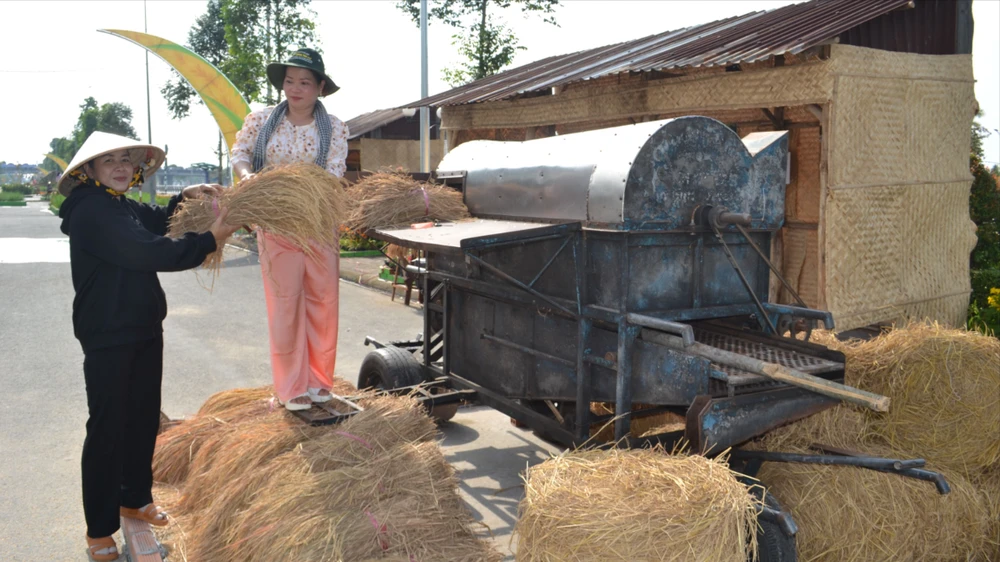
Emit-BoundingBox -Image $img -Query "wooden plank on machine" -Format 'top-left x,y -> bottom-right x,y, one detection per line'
120,516 -> 163,562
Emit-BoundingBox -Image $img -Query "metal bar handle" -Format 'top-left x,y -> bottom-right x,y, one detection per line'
626,313 -> 695,347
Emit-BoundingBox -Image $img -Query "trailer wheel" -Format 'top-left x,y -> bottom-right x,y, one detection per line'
358,347 -> 424,391
756,493 -> 797,562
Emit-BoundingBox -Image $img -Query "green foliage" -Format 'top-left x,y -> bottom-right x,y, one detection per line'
50,193 -> 65,212
338,226 -> 382,251
397,0 -> 559,86
221,0 -> 319,105
1,183 -> 35,195
967,114 -> 1000,337
161,0 -> 228,120
45,97 -> 140,167
0,192 -> 24,202
125,191 -> 172,207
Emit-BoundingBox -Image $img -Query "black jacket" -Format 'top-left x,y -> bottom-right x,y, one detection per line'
59,186 -> 217,351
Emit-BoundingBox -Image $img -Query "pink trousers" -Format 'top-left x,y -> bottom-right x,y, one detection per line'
258,230 -> 339,402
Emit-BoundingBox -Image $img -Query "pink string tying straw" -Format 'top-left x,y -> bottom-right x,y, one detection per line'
335,430 -> 373,450
365,509 -> 390,551
211,197 -> 220,217
412,187 -> 430,217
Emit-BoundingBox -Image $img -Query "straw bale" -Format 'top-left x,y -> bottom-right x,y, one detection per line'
196,380 -> 357,418
756,445 -> 991,562
347,171 -> 470,231
167,163 -> 349,273
153,415 -> 228,485
837,322 -> 1000,474
221,442 -> 499,562
516,448 -> 758,562
973,469 -> 1000,559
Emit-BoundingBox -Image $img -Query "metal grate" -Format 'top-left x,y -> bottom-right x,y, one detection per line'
694,328 -> 842,374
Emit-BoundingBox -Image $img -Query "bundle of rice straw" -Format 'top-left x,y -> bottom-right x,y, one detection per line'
347,171 -> 470,231
516,447 -> 759,562
153,387 -> 499,562
756,445 -> 992,561
167,163 -> 349,272
976,469 -> 1000,559
222,441 -> 499,562
830,322 -> 1000,474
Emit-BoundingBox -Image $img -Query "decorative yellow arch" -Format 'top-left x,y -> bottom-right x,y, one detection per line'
99,29 -> 251,153
44,153 -> 68,172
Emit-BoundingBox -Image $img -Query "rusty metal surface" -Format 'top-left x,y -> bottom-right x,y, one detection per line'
402,0 -> 912,108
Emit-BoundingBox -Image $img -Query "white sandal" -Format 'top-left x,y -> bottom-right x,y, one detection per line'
307,387 -> 333,403
281,394 -> 312,411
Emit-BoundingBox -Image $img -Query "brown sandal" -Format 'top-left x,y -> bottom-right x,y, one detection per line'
120,503 -> 169,527
86,535 -> 118,561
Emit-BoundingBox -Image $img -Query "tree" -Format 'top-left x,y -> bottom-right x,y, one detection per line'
221,0 -> 319,105
161,0 -> 228,121
968,112 -> 1000,335
45,97 -> 139,167
397,0 -> 559,87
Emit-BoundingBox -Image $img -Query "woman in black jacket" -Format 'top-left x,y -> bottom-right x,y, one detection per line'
57,131 -> 238,561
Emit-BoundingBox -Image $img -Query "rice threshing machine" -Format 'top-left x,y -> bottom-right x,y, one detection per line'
329,116 -> 949,559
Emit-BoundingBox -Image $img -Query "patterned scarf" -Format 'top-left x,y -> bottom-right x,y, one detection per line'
251,99 -> 333,173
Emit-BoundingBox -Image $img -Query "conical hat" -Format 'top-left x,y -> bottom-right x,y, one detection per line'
56,131 -> 165,196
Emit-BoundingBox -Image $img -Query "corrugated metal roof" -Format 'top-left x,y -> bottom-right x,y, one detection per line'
345,108 -> 414,139
403,0 -> 912,108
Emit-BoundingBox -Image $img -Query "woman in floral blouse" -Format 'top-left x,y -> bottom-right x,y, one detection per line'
231,47 -> 350,411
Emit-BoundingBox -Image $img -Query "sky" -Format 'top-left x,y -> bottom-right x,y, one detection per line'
0,0 -> 997,169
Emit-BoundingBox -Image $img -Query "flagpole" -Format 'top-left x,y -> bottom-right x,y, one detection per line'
144,0 -> 155,201
419,0 -> 429,174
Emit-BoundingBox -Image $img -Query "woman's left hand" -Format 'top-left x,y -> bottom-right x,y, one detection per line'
182,183 -> 225,200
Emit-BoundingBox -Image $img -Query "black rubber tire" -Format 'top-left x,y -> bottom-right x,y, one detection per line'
358,347 -> 424,390
756,493 -> 797,562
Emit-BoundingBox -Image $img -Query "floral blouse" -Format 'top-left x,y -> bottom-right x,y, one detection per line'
231,107 -> 350,178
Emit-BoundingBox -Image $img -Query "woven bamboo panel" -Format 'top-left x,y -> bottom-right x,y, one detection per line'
780,227 -> 820,308
824,182 -> 977,331
441,62 -> 834,130
829,76 -> 975,187
358,138 -> 444,172
828,44 -> 975,83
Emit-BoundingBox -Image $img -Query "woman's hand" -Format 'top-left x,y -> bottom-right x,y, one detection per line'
209,207 -> 241,248
182,183 -> 225,200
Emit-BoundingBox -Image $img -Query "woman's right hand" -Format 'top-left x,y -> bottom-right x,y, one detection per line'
209,208 -> 241,248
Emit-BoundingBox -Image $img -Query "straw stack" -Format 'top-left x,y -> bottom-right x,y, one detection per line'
758,447 -> 991,561
152,384 -> 499,562
347,171 -> 470,231
837,322 -> 1000,474
516,447 -> 759,562
168,163 -> 350,272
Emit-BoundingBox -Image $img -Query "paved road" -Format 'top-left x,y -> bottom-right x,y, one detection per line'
0,200 -> 558,561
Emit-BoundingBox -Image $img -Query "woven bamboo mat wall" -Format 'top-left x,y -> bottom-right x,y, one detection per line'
825,45 -> 977,330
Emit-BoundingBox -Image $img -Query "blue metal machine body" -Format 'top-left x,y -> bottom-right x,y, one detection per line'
375,116 -> 845,450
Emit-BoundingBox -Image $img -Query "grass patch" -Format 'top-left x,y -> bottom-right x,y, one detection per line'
0,192 -> 24,202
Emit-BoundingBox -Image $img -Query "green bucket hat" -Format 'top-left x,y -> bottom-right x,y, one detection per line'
266,48 -> 339,97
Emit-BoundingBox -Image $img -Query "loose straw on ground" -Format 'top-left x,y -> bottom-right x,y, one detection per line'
167,163 -> 349,274
347,171 -> 469,231
516,447 -> 759,562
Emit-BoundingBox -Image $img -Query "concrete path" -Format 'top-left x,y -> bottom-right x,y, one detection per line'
0,201 -> 558,561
